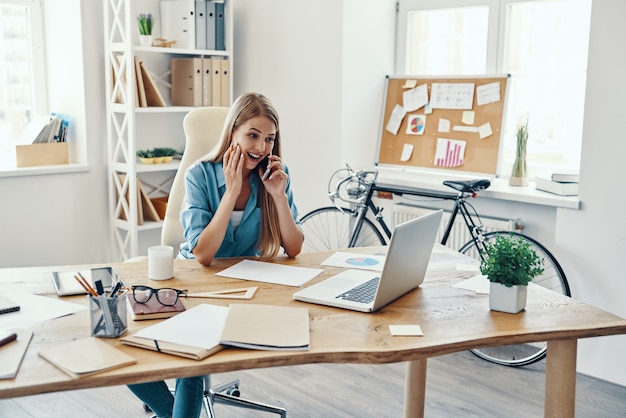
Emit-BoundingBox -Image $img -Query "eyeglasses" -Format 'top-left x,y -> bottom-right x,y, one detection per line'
131,285 -> 187,306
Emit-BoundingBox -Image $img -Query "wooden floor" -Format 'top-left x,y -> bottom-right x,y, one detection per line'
1,350 -> 625,417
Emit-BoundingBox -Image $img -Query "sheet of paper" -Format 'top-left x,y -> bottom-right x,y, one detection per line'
321,251 -> 386,272
385,104 -> 406,135
478,122 -> 493,139
476,82 -> 501,106
400,143 -> 414,162
452,274 -> 490,294
402,79 -> 417,88
0,291 -> 86,330
135,304 -> 228,349
430,83 -> 475,109
453,125 -> 479,133
406,115 -> 426,135
402,84 -> 429,112
216,260 -> 323,287
434,138 -> 466,168
438,118 -> 450,132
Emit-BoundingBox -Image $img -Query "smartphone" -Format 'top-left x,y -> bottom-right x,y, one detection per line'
261,154 -> 272,180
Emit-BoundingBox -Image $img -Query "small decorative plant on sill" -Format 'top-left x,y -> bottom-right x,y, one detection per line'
480,234 -> 544,313
137,149 -> 155,164
137,13 -> 154,47
509,114 -> 529,187
152,147 -> 178,163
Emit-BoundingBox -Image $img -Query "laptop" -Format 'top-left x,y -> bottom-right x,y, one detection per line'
293,209 -> 443,313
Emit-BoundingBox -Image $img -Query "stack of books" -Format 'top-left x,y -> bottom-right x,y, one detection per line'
535,172 -> 579,196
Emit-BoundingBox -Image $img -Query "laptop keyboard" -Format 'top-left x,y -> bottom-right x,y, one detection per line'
335,276 -> 380,304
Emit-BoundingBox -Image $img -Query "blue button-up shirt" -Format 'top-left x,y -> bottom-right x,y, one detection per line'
179,161 -> 300,259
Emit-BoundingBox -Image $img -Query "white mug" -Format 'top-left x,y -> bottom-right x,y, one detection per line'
148,245 -> 174,280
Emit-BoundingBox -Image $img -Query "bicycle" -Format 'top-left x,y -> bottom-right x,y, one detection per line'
300,164 -> 570,367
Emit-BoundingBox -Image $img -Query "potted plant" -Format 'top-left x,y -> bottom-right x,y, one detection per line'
480,234 -> 544,313
137,13 -> 154,47
509,114 -> 529,186
136,149 -> 155,164
152,147 -> 178,163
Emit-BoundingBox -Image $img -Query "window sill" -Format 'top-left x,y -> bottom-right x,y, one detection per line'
0,163 -> 91,178
374,167 -> 580,210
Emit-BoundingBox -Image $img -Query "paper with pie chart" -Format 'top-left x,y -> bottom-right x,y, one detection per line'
320,252 -> 386,272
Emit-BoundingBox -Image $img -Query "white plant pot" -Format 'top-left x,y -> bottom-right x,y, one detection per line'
489,282 -> 527,313
139,35 -> 153,47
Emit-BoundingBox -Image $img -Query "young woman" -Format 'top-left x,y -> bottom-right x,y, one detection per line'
127,92 -> 304,418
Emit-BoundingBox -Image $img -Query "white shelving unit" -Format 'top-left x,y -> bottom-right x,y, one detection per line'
103,0 -> 233,260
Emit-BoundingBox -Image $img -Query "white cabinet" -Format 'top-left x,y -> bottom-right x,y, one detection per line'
103,0 -> 233,260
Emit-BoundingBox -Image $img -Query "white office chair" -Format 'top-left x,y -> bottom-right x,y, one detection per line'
157,106 -> 287,418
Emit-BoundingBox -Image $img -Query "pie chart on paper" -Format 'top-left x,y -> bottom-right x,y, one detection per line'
345,257 -> 380,267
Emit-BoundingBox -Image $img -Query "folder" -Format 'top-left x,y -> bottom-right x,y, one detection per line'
134,56 -> 147,107
219,304 -> 310,351
211,57 -> 222,106
205,0 -> 217,50
171,57 -> 203,107
220,58 -> 230,106
195,0 -> 206,50
137,178 -> 161,222
139,62 -> 166,107
160,0 -> 196,49
202,57 -> 212,106
215,1 -> 225,51
38,337 -> 136,379
0,329 -> 33,379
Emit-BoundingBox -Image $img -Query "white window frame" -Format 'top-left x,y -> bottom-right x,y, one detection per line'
0,0 -> 49,172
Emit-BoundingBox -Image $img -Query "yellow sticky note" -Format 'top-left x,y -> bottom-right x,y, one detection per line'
462,111 -> 475,125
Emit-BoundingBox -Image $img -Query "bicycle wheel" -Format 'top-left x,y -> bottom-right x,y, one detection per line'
458,231 -> 571,367
300,207 -> 386,252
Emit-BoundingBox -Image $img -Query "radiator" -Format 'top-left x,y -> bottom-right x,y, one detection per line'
392,203 -> 515,250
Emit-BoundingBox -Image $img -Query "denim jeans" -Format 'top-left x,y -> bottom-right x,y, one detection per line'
128,376 -> 204,418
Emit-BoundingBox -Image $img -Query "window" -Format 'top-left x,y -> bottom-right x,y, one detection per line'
397,0 -> 591,179
0,0 -> 47,169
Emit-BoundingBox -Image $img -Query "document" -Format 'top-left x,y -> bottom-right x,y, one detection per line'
0,291 -> 85,330
215,259 -> 323,286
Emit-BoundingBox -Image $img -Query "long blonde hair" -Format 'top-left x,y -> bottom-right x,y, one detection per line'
205,92 -> 282,259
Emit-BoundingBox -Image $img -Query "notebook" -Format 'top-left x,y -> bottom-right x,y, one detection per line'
0,295 -> 20,315
293,210 -> 442,313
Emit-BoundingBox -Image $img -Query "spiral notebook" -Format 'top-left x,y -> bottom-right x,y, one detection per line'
0,295 -> 20,315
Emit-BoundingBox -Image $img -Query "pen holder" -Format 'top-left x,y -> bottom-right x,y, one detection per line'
89,292 -> 128,338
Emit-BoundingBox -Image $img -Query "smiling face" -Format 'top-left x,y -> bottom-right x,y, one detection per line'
231,115 -> 277,172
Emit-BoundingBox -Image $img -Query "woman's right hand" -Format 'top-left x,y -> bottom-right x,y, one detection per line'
223,143 -> 244,196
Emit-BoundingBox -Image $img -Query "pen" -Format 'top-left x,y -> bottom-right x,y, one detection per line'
0,331 -> 17,347
110,281 -> 123,297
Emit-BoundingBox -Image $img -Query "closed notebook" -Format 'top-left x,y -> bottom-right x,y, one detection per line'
38,337 -> 136,379
0,329 -> 33,379
121,303 -> 228,360
126,293 -> 186,320
0,295 -> 20,314
220,304 -> 310,351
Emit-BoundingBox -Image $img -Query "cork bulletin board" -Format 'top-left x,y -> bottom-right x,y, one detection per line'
376,75 -> 509,175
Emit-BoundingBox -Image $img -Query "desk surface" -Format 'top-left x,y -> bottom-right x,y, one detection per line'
1,245 -> 626,402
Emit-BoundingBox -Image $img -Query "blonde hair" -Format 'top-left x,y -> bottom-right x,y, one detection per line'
205,92 -> 282,259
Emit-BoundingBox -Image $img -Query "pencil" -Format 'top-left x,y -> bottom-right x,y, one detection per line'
75,273 -> 97,297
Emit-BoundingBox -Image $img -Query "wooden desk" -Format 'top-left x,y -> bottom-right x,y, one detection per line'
1,245 -> 626,417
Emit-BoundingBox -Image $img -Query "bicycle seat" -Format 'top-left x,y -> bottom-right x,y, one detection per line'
442,179 -> 491,194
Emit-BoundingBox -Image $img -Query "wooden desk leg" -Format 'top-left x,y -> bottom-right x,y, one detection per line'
404,359 -> 427,418
545,339 -> 577,418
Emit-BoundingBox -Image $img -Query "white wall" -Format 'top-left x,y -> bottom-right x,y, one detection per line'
0,0 -> 625,386
555,0 -> 626,384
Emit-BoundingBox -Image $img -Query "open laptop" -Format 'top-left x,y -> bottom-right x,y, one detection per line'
293,209 -> 443,313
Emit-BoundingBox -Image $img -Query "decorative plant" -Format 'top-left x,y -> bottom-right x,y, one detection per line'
152,147 -> 178,157
511,114 -> 529,179
136,149 -> 153,158
137,13 -> 154,36
480,234 -> 544,287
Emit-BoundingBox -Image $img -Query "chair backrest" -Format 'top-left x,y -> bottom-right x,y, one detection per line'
161,106 -> 230,250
